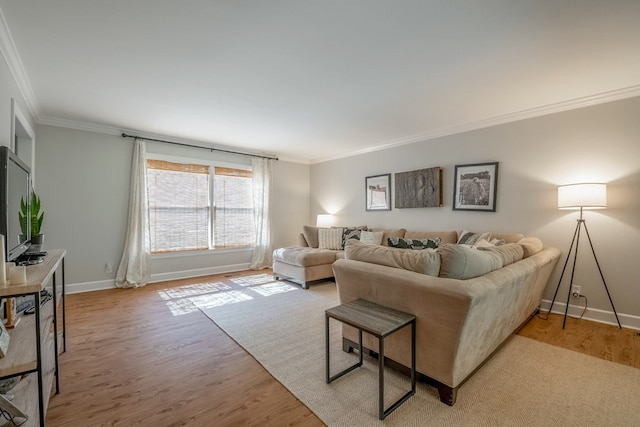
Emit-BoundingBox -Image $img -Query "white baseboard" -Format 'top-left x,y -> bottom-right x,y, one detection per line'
66,263 -> 251,294
540,299 -> 640,331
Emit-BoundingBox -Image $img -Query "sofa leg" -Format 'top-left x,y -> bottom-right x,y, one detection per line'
436,384 -> 458,406
301,281 -> 309,290
273,274 -> 280,280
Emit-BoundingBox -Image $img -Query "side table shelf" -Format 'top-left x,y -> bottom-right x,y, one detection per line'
0,249 -> 66,427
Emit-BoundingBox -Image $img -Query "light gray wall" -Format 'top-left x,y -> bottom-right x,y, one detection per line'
310,96 -> 640,326
35,125 -> 310,291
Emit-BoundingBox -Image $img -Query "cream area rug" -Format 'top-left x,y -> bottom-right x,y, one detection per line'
198,274 -> 640,427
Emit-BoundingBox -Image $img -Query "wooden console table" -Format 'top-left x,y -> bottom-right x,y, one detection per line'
0,249 -> 66,426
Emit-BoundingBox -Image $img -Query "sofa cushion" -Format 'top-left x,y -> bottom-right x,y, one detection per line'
388,237 -> 441,250
438,243 -> 503,279
319,227 -> 344,250
273,247 -> 339,267
518,236 -> 544,257
302,225 -> 319,248
359,230 -> 384,245
370,228 -> 407,246
345,239 -> 440,276
478,243 -> 524,266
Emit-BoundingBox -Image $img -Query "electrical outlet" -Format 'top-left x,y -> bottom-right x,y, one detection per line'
571,285 -> 581,298
105,262 -> 113,274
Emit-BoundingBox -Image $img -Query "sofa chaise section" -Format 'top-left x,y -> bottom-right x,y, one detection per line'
272,246 -> 341,289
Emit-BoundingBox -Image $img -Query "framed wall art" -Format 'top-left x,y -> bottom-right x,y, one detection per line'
395,166 -> 443,208
452,162 -> 499,212
365,174 -> 391,211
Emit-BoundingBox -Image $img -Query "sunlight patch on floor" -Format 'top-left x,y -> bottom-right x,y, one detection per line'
191,290 -> 253,309
248,281 -> 298,297
159,274 -> 298,316
157,282 -> 231,300
230,274 -> 276,287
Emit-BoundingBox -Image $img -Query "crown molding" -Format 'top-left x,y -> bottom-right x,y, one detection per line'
0,7 -> 40,120
37,115 -> 305,163
37,115 -> 124,136
310,85 -> 640,164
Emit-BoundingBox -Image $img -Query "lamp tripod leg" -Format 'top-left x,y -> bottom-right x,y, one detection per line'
582,222 -> 622,329
547,220 -> 581,319
561,220 -> 583,329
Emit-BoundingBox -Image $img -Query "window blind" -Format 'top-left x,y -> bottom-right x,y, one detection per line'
213,167 -> 254,248
147,159 -> 210,253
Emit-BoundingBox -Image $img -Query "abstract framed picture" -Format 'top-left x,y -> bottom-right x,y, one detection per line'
452,162 -> 499,212
365,174 -> 391,211
395,166 -> 443,208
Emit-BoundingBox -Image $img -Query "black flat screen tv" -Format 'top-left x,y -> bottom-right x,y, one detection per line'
0,146 -> 32,262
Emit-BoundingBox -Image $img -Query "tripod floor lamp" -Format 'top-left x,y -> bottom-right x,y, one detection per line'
547,183 -> 621,329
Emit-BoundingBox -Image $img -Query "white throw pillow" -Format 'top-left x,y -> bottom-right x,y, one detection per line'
318,227 -> 344,250
359,230 -> 384,245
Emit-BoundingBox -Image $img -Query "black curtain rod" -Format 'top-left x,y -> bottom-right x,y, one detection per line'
121,133 -> 279,161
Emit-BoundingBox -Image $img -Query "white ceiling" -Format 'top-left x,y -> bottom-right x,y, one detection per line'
1,1 -> 640,163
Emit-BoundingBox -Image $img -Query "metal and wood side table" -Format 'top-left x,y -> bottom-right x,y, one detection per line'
325,298 -> 416,420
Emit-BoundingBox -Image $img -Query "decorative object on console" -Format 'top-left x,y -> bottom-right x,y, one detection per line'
8,266 -> 26,286
395,166 -> 443,208
0,392 -> 28,424
20,190 -> 45,245
4,297 -> 20,329
365,174 -> 391,211
453,162 -> 499,212
0,320 -> 10,358
547,183 -> 621,329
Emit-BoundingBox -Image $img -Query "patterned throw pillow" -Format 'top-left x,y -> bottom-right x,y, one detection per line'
457,230 -> 491,246
318,227 -> 344,250
387,237 -> 441,250
341,228 -> 362,249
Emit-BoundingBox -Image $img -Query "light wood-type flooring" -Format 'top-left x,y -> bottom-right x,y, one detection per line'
45,271 -> 639,426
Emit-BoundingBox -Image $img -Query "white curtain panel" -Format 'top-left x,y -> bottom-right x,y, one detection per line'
116,139 -> 151,288
249,157 -> 272,269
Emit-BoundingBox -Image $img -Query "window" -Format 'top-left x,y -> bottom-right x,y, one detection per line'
147,158 -> 254,253
213,167 -> 255,248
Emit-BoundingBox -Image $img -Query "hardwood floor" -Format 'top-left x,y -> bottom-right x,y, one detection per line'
46,271 -> 323,427
517,312 -> 640,369
46,271 -> 638,426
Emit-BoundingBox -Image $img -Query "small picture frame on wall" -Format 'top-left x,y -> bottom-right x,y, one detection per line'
365,174 -> 391,211
453,162 -> 499,212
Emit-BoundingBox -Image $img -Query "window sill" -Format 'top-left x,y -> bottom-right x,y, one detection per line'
151,247 -> 254,259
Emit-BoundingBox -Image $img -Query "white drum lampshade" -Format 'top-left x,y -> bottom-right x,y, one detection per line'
557,183 -> 607,210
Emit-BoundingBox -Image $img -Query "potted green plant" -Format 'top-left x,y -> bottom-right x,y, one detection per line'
19,191 -> 44,245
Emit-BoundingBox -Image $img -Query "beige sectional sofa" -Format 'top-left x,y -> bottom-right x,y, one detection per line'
273,226 -> 561,405
332,231 -> 560,405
